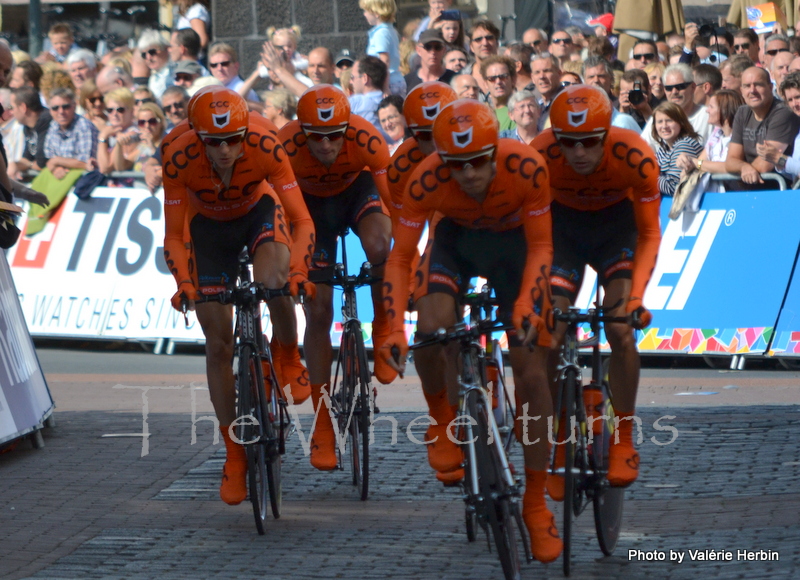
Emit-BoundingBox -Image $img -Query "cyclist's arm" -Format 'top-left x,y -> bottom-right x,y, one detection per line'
162,165 -> 192,289
631,181 -> 662,303
517,177 -> 554,324
383,207 -> 428,334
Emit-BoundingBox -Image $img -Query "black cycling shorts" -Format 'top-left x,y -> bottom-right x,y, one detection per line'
550,199 -> 638,302
189,195 -> 289,294
302,170 -> 387,269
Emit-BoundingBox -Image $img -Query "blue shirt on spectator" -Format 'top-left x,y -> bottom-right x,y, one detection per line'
44,115 -> 99,163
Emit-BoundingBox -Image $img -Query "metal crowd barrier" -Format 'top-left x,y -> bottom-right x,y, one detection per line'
708,172 -> 789,191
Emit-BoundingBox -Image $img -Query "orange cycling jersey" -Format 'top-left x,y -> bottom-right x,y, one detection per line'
278,114 -> 392,209
387,137 -> 425,213
162,118 -> 314,290
383,139 -> 553,335
530,126 -> 661,303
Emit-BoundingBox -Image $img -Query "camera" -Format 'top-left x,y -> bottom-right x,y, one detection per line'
628,81 -> 645,106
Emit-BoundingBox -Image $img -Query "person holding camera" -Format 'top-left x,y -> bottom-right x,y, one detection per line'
583,57 -> 641,132
618,69 -> 655,130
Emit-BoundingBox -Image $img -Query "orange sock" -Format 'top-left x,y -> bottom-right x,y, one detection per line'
219,425 -> 247,505
310,383 -> 336,470
272,337 -> 311,404
523,468 -> 563,563
371,299 -> 396,385
422,388 -> 461,473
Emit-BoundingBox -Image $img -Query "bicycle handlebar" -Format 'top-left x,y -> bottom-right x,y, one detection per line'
308,261 -> 380,289
408,320 -> 514,351
552,307 -> 631,327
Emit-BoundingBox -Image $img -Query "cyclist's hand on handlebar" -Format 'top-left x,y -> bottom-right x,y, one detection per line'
626,297 -> 652,330
512,307 -> 545,347
289,272 -> 316,301
171,282 -> 198,312
380,330 -> 408,378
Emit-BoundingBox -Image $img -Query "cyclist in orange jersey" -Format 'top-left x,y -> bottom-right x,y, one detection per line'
277,84 -> 394,471
530,85 -> 661,496
380,100 -> 563,564
162,88 -> 315,506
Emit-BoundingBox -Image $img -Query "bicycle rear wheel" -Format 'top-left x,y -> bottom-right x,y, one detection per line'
262,351 -> 282,519
593,381 -> 624,555
354,328 -> 371,500
238,345 -> 268,535
467,388 -> 522,580
560,367 -> 579,576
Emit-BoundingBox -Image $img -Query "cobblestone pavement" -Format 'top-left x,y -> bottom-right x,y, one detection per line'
2,404 -> 799,580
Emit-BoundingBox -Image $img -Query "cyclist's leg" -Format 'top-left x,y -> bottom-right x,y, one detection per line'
602,277 -> 641,486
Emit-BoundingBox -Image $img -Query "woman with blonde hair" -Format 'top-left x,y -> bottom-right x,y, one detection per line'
644,62 -> 666,101
130,102 -> 167,171
261,88 -> 296,129
79,80 -> 107,131
651,101 -> 703,196
174,0 -> 210,49
97,87 -> 136,174
40,66 -> 75,102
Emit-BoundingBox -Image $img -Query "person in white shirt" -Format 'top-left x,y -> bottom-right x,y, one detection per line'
138,30 -> 174,100
642,63 -> 710,148
207,42 -> 258,102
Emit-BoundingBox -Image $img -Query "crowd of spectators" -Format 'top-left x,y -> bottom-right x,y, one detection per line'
4,0 -> 800,200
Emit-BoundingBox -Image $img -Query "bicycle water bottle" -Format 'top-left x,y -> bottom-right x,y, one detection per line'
583,384 -> 604,436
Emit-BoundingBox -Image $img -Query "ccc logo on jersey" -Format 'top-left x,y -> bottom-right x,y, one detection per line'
505,153 -> 546,188
611,141 -> 656,179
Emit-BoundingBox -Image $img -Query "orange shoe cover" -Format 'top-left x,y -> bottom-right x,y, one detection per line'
436,467 -> 464,487
272,337 -> 311,404
309,383 -> 337,470
425,424 -> 462,473
523,469 -> 563,564
371,314 -> 397,385
546,442 -> 565,502
608,412 -> 640,486
219,426 -> 247,505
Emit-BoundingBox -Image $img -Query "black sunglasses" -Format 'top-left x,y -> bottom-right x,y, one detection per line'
201,134 -> 245,147
140,48 -> 161,59
733,42 -> 750,51
664,81 -> 691,92
135,98 -> 155,105
88,96 -> 104,106
766,48 -> 790,56
441,152 -> 495,170
557,134 -> 605,149
50,104 -> 73,112
209,60 -> 232,69
472,34 -> 496,43
423,42 -> 445,52
552,37 -> 572,45
303,128 -> 347,142
138,118 -> 160,127
487,73 -> 510,83
633,53 -> 656,61
527,40 -> 543,47
106,106 -> 126,114
163,103 -> 185,112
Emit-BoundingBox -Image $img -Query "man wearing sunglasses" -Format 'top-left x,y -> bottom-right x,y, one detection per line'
207,43 -> 258,102
522,28 -> 548,55
467,20 -> 500,93
277,85 -> 394,471
42,87 -> 98,179
531,84 -> 660,498
405,29 -> 455,91
762,33 -> 791,71
549,29 -> 577,67
732,28 -> 760,65
137,30 -> 174,100
641,63 -> 710,148
627,40 -> 659,70
163,88 -> 315,506
479,55 -> 517,130
380,99 -> 561,564
161,86 -> 189,129
9,87 -> 51,174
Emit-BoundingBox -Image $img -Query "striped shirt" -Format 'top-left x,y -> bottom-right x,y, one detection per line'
656,135 -> 703,197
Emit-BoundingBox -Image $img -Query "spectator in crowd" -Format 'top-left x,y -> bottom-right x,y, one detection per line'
732,28 -> 760,64
133,87 -> 156,116
9,60 -> 43,92
618,69 -> 655,129
174,0 -> 211,50
480,55 -> 516,130
97,88 -> 136,174
208,43 -> 258,101
161,86 -> 189,128
169,28 -> 208,74
405,29 -> 454,89
261,88 -> 296,130
78,80 -> 107,131
8,87 -> 51,176
349,55 -> 388,132
268,26 -> 309,73
631,40 -> 659,69
726,66 -> 799,187
676,89 -> 745,192
413,0 -> 453,41
757,72 -> 800,178
559,71 -> 581,86
587,36 -> 623,71
139,30 -> 173,100
95,65 -> 135,95
432,9 -> 466,51
468,19 -> 500,93
173,60 -> 204,90
549,29 -> 577,67
770,50 -> 794,95
306,48 -> 336,86
652,101 -> 703,197
762,33 -> 790,71
40,68 -> 75,103
644,62 -> 666,100
443,48 -> 468,74
648,63 -> 710,144
692,63 -> 722,107
506,43 -> 535,92
720,54 -> 753,92
66,49 -> 97,92
361,0 -> 406,96
39,23 -> 76,64
43,87 -> 98,178
252,37 -> 313,99
377,94 -> 408,154
566,25 -> 589,58
530,53 -> 561,131
339,68 -> 354,95
335,49 -> 354,84
522,28 -> 547,54
1,89 -> 24,169
500,89 -> 539,144
790,57 -> 800,73
583,57 -> 640,131
131,103 -> 166,171
450,72 -> 480,99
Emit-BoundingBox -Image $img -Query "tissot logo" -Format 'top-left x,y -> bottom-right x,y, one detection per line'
567,109 -> 588,127
212,112 -> 230,128
453,127 -> 473,147
318,106 -> 334,121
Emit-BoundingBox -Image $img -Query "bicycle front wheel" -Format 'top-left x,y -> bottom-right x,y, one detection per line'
342,328 -> 370,500
560,367 -> 579,576
593,381 -> 624,555
262,349 -> 282,519
467,388 -> 522,580
238,345 -> 268,535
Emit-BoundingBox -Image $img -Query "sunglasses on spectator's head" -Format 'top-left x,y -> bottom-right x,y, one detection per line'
209,60 -> 232,69
633,52 -> 656,61
766,48 -> 790,56
88,96 -> 104,106
302,127 -> 347,141
556,133 -> 606,149
163,103 -> 185,112
552,37 -> 572,45
441,151 -> 495,170
135,98 -> 155,105
472,34 -> 496,43
664,81 -> 691,92
412,128 -> 433,141
106,106 -> 126,114
140,48 -> 160,59
201,133 -> 245,147
733,42 -> 750,51
50,103 -> 73,112
138,118 -> 159,127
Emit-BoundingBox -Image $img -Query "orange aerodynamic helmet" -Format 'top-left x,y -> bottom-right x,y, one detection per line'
188,87 -> 249,135
549,84 -> 612,134
403,81 -> 458,130
432,99 -> 499,159
297,84 -> 350,129
186,85 -> 220,129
